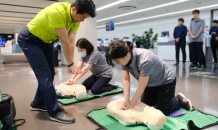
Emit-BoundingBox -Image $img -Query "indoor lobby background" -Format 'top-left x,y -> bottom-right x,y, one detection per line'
0,0 -> 218,130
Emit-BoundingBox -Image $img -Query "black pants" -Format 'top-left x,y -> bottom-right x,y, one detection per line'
18,27 -> 62,116
211,42 -> 218,63
140,79 -> 180,115
191,42 -> 204,66
82,75 -> 112,94
175,43 -> 186,63
188,44 -> 193,62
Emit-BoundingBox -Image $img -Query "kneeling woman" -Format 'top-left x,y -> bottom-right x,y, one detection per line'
106,40 -> 192,115
65,38 -> 116,95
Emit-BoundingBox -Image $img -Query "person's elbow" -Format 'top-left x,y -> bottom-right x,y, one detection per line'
69,37 -> 75,45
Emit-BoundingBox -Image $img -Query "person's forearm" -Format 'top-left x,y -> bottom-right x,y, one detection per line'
196,28 -> 204,37
69,43 -> 75,63
72,68 -> 88,83
131,86 -> 146,106
189,29 -> 193,36
122,80 -> 130,101
62,41 -> 73,65
131,76 -> 149,106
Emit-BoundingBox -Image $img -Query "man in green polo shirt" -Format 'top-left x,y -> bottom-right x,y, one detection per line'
17,0 -> 96,123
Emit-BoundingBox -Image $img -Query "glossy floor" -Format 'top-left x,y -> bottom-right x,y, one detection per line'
0,61 -> 218,130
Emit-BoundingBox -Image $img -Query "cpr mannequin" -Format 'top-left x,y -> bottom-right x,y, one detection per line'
57,83 -> 86,100
107,99 -> 166,130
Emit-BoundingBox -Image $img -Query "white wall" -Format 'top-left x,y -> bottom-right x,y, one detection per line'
97,10 -> 211,40
61,0 -> 97,65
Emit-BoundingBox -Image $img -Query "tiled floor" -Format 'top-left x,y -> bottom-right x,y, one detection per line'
0,61 -> 218,130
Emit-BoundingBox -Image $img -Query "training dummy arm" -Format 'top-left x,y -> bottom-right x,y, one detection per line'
57,83 -> 86,100
107,99 -> 167,130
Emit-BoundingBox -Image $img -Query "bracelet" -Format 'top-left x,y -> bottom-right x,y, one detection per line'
68,62 -> 74,68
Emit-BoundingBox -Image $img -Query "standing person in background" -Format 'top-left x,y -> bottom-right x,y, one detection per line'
187,18 -> 195,66
173,18 -> 187,67
189,9 -> 206,70
209,20 -> 218,64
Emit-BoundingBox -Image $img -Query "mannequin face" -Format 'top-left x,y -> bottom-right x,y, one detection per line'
71,7 -> 90,23
112,52 -> 131,66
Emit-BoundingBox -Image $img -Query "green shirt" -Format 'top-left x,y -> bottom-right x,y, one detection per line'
27,2 -> 80,44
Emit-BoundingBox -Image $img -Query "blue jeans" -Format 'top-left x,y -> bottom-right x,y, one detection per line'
17,27 -> 62,116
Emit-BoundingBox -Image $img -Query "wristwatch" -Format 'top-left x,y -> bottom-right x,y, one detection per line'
68,62 -> 74,68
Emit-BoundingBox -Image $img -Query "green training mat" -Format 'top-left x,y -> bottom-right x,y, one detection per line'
86,108 -> 218,130
0,91 -> 16,130
57,87 -> 123,105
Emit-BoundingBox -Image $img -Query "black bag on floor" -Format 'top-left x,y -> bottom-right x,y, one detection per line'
0,93 -> 25,130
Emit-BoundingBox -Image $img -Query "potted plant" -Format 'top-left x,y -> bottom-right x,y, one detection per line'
131,28 -> 158,50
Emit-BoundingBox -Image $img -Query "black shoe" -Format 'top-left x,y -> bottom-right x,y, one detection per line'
50,110 -> 75,124
203,64 -> 207,67
197,65 -> 203,70
189,64 -> 197,69
108,83 -> 119,89
30,103 -> 47,112
173,63 -> 179,66
0,115 -> 13,130
176,93 -> 193,111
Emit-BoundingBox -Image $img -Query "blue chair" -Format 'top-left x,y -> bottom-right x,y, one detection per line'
12,44 -> 23,53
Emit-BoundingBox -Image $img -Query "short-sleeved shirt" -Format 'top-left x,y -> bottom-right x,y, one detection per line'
27,2 -> 80,44
121,48 -> 176,87
80,50 -> 113,78
189,18 -> 205,42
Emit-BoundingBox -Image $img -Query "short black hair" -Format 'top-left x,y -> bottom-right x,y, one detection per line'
213,20 -> 218,23
106,40 -> 133,67
76,38 -> 94,56
72,0 -> 96,18
192,9 -> 200,14
178,18 -> 184,23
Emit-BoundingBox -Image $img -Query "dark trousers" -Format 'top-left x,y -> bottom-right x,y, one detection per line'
188,44 -> 193,62
82,75 -> 112,94
175,43 -> 186,63
17,27 -> 62,116
211,42 -> 218,62
191,42 -> 204,66
140,79 -> 180,115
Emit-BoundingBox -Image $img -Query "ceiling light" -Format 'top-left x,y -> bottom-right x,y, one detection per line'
97,0 -> 189,22
97,4 -> 218,28
118,6 -> 136,11
97,0 -> 130,11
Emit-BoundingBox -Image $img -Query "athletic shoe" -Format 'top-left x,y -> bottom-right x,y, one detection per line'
173,63 -> 179,66
30,103 -> 47,112
50,110 -> 75,123
197,65 -> 203,70
108,83 -> 119,89
176,93 -> 193,111
183,63 -> 186,67
189,64 -> 197,69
